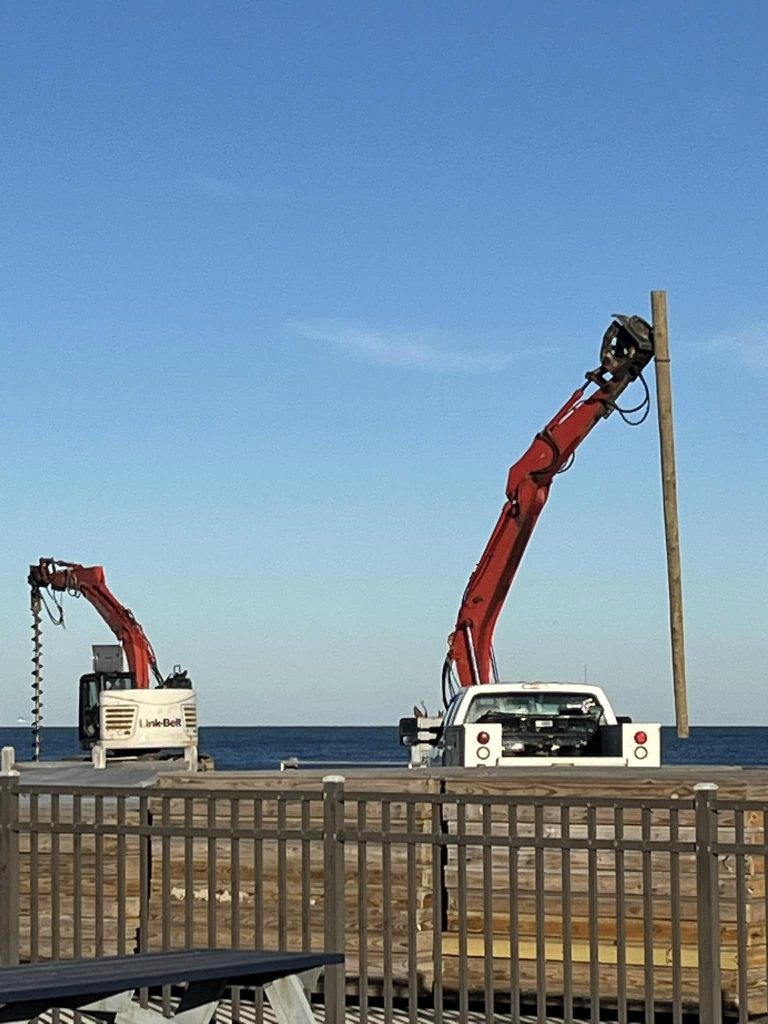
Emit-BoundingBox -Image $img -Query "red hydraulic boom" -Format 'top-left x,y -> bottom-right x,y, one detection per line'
28,558 -> 162,688
443,315 -> 655,704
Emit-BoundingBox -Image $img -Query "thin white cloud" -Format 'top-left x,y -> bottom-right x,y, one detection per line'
708,324 -> 768,371
289,320 -> 523,373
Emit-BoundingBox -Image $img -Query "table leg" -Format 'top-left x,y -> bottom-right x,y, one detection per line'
113,979 -> 224,1024
264,969 -> 323,1024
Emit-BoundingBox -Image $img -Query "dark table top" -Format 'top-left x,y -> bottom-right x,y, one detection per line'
0,950 -> 344,1005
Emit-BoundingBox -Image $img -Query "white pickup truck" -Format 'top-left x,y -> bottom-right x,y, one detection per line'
400,681 -> 661,769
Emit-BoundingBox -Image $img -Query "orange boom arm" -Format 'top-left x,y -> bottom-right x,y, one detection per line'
28,559 -> 161,687
443,315 -> 654,702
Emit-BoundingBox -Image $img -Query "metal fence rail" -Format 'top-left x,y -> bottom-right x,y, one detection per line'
1,774 -> 766,1024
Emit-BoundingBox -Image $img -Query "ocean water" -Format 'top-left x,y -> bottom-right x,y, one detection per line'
0,725 -> 767,771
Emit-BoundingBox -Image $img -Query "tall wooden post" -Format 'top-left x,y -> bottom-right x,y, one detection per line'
651,290 -> 689,738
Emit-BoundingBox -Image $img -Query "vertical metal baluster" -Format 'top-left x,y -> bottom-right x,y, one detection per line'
736,807 -> 748,1024
138,794 -> 150,1009
184,797 -> 194,949
535,803 -> 546,1024
301,798 -> 310,951
254,796 -> 264,1024
51,792 -> 60,963
432,799 -> 443,1024
407,798 -> 418,1024
358,799 -> 369,1024
383,799 -> 394,1024
231,796 -> 241,1023
30,791 -> 39,963
508,802 -> 519,1024
160,795 -> 171,951
72,792 -> 82,1024
94,794 -> 104,958
561,803 -> 573,1024
457,800 -> 468,1024
614,805 -> 627,1024
207,797 -> 217,948
642,806 -> 654,1022
670,804 -> 682,1024
482,802 -> 494,1024
231,796 -> 241,948
254,795 -> 263,947
588,803 -> 599,1024
49,791 -> 60,1024
278,795 -> 288,950
116,794 -> 126,957
73,793 -> 82,960
162,795 -> 172,1017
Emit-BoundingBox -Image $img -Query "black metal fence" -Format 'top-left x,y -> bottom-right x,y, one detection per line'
0,772 -> 765,1024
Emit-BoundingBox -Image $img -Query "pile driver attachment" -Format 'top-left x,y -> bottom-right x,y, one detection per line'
597,315 -> 654,383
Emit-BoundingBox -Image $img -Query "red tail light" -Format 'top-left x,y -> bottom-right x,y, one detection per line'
634,730 -> 648,745
477,731 -> 490,745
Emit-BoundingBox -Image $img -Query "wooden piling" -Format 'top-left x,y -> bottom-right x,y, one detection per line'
651,290 -> 689,738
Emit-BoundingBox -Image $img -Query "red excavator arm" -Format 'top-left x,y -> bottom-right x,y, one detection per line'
443,315 -> 655,703
28,559 -> 161,688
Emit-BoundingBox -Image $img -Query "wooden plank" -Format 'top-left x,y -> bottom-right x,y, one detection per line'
441,803 -> 763,832
443,817 -> 763,840
444,866 -> 763,898
441,933 -> 754,969
440,956 -> 767,1012
155,771 -> 442,795
450,889 -> 764,923
444,910 -> 765,946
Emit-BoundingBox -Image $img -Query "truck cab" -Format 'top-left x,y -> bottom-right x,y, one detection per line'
400,682 -> 661,768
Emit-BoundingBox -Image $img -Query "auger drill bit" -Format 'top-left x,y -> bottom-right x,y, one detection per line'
30,587 -> 43,762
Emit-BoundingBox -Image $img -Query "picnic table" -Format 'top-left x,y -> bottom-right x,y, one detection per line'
0,949 -> 344,1024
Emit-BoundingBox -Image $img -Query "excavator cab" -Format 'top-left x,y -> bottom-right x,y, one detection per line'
78,669 -> 136,748
77,648 -> 138,748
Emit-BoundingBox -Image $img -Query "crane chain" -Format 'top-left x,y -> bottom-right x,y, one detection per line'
30,588 -> 43,762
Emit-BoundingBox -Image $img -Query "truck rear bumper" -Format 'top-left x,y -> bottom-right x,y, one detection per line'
493,755 -> 659,768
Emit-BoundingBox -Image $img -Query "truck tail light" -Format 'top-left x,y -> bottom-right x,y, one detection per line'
634,730 -> 648,745
474,730 -> 493,762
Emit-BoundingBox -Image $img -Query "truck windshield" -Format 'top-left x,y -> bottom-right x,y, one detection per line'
465,692 -> 604,723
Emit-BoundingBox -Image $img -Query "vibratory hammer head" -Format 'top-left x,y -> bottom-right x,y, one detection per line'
599,315 -> 654,382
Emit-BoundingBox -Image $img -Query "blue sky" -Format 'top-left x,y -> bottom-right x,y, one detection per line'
1,1 -> 766,728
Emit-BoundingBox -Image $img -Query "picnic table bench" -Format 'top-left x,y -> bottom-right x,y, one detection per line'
0,949 -> 344,1024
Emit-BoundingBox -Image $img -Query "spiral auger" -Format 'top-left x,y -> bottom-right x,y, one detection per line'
30,588 -> 43,762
